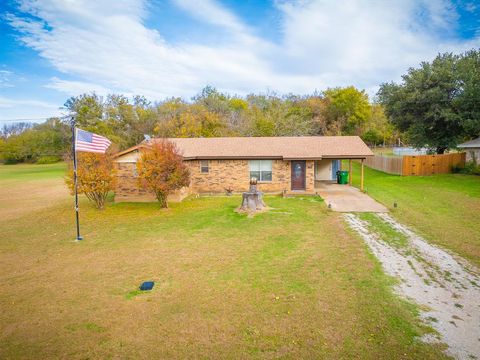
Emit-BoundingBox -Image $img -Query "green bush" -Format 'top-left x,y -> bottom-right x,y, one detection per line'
464,161 -> 480,175
361,129 -> 383,146
452,160 -> 480,175
36,155 -> 62,164
3,157 -> 20,165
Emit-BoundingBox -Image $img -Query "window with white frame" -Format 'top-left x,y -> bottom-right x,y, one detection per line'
200,160 -> 209,173
249,160 -> 272,182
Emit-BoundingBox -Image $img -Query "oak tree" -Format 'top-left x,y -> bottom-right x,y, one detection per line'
378,50 -> 480,153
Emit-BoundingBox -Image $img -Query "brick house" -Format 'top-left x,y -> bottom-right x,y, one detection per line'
113,136 -> 373,202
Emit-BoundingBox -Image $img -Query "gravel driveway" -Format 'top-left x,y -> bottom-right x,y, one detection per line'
345,213 -> 480,359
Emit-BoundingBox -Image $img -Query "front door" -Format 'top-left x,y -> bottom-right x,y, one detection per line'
331,160 -> 341,180
291,161 -> 306,190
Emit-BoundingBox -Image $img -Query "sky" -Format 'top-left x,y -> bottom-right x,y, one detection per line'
0,0 -> 479,122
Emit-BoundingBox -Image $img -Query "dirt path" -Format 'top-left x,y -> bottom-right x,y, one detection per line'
345,213 -> 480,360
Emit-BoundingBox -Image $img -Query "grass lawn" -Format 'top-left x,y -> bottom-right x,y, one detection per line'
0,162 -> 66,182
0,164 -> 448,359
349,161 -> 480,267
0,163 -> 68,221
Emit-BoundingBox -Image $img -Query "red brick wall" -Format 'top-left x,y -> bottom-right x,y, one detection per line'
114,159 -> 316,202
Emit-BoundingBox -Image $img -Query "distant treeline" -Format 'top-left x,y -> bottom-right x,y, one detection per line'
0,85 -> 397,164
2,48 -> 478,163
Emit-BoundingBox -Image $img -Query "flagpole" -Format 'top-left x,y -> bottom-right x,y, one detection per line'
71,117 -> 83,241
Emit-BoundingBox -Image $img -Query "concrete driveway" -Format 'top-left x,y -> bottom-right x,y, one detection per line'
315,183 -> 388,212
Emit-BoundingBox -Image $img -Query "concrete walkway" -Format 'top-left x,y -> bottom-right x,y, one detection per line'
315,183 -> 388,212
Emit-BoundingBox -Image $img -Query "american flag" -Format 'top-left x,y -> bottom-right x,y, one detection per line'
75,128 -> 111,153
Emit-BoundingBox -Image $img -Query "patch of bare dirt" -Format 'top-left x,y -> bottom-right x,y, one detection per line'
345,213 -> 480,360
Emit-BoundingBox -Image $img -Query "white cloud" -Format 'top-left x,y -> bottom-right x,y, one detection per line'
0,96 -> 56,109
0,96 -> 62,120
172,0 -> 247,34
0,70 -> 14,88
45,77 -> 112,96
5,0 -> 480,103
276,0 -> 479,91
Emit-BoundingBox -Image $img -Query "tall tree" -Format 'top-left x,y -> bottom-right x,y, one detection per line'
155,104 -> 228,138
1,122 -> 34,138
64,93 -> 157,150
323,87 -> 371,135
378,50 -> 480,153
192,85 -> 231,115
0,118 -> 69,164
64,93 -> 105,132
455,49 -> 480,137
361,104 -> 396,145
299,96 -> 339,135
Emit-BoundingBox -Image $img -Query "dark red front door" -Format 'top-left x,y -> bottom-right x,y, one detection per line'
291,161 -> 306,190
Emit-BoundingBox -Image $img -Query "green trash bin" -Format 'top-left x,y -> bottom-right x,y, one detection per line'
337,170 -> 349,185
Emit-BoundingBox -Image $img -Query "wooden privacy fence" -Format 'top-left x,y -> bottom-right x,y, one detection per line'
402,153 -> 466,176
363,153 -> 466,176
363,155 -> 403,175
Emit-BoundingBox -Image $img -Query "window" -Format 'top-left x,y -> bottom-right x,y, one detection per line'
200,160 -> 209,173
249,160 -> 272,182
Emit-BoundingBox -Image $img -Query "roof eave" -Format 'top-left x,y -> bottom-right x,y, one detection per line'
113,144 -> 150,158
183,156 -> 284,160
320,155 -> 373,159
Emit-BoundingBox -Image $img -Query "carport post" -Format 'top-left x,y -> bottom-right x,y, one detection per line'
348,159 -> 352,185
360,159 -> 364,192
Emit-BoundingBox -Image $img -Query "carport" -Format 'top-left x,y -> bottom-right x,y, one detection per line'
314,158 -> 366,191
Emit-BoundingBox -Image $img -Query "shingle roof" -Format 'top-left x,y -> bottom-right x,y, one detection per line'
115,136 -> 373,160
458,137 -> 480,148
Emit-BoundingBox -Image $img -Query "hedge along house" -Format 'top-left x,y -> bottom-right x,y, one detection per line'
113,136 -> 374,202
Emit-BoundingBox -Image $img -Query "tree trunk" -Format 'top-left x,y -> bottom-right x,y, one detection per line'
156,192 -> 168,208
238,180 -> 268,214
240,192 -> 266,212
436,147 -> 447,154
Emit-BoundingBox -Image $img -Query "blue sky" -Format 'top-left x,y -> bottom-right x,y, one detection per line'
1,0 -> 479,122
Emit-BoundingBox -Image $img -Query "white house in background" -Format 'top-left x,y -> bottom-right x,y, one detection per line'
458,137 -> 480,162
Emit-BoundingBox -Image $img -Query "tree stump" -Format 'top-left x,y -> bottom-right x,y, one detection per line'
240,191 -> 266,211
238,178 -> 267,214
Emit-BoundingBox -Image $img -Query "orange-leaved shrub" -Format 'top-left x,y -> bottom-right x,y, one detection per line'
65,152 -> 117,209
136,140 -> 190,208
